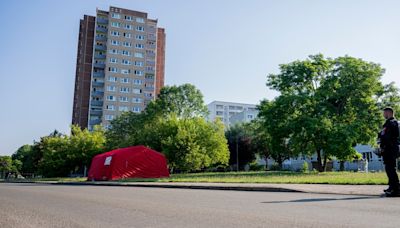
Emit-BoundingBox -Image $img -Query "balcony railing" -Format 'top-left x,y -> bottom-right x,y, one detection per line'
89,119 -> 102,125
96,26 -> 107,33
96,36 -> 107,42
93,63 -> 105,69
94,54 -> 106,59
92,91 -> 104,97
90,110 -> 103,116
95,45 -> 106,51
92,81 -> 104,87
97,17 -> 108,24
91,100 -> 103,107
93,71 -> 105,78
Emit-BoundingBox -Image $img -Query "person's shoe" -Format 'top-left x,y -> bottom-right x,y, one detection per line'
384,187 -> 392,193
385,190 -> 400,197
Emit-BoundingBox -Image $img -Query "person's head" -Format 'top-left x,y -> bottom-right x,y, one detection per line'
383,107 -> 395,119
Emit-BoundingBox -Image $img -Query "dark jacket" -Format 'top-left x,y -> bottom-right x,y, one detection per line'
379,117 -> 399,157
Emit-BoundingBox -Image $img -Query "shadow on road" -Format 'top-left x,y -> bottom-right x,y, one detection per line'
261,195 -> 384,204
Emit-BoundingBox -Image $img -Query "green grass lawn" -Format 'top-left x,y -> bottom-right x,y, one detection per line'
19,171 -> 392,185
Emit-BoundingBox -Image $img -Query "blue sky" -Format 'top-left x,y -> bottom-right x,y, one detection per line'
1,0 -> 399,155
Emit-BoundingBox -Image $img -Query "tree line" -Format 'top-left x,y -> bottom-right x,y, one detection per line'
2,54 -> 399,177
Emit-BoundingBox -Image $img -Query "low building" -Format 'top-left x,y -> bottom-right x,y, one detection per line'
258,144 -> 384,172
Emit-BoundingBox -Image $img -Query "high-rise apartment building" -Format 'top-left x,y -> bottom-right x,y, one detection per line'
72,6 -> 166,130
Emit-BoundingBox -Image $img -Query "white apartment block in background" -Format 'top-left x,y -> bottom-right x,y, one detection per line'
207,101 -> 259,127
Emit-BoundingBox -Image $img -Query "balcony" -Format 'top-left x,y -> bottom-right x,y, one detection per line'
93,71 -> 105,78
92,91 -> 104,97
147,44 -> 156,49
96,36 -> 107,42
90,110 -> 103,116
94,54 -> 106,59
92,81 -> 104,87
144,87 -> 155,91
89,119 -> 102,125
97,17 -> 108,24
96,26 -> 107,33
95,45 -> 106,51
94,63 -> 105,69
91,100 -> 103,107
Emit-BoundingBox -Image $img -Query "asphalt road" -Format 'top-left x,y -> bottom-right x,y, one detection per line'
1,183 -> 399,228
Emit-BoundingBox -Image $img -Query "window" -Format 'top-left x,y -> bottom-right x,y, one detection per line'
111,13 -> 120,19
106,95 -> 116,101
247,115 -> 254,119
121,50 -> 131,56
132,88 -> 142,94
121,59 -> 131,65
121,69 -> 130,74
132,107 -> 141,113
108,76 -> 117,82
105,115 -> 114,121
120,87 -> 130,93
111,40 -> 119,46
125,15 -> 132,21
110,30 -> 120,36
144,92 -> 153,98
134,70 -> 143,76
106,105 -> 115,110
107,86 -> 116,92
135,35 -> 145,40
119,106 -> 129,112
109,49 -> 119,54
124,24 -> 132,30
119,96 -> 129,102
136,17 -> 145,23
109,58 -> 118,63
134,61 -> 143,66
124,33 -> 132,38
121,78 -> 129,83
133,79 -> 142,85
216,111 -> 223,116
108,67 -> 118,73
146,66 -> 155,71
136,26 -> 144,32
111,22 -> 120,28
134,52 -> 144,58
123,42 -> 132,47
135,43 -> 144,49
132,97 -> 142,103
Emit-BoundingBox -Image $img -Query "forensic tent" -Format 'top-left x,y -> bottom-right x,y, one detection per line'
87,145 -> 169,181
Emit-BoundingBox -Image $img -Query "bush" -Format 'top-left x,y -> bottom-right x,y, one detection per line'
249,162 -> 265,171
301,161 -> 309,173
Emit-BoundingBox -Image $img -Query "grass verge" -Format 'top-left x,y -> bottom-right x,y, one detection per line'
11,171 -> 392,185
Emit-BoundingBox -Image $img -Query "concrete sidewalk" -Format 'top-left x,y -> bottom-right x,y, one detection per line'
9,181 -> 387,196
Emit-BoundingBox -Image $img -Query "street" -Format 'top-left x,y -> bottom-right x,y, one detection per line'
0,183 -> 399,228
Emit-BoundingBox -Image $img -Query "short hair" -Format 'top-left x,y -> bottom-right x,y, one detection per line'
384,107 -> 394,113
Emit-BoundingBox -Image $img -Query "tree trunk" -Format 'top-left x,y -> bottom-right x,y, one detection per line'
316,149 -> 323,172
322,154 -> 328,172
340,161 -> 345,171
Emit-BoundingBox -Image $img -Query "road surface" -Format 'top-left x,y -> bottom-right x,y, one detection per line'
0,183 -> 399,228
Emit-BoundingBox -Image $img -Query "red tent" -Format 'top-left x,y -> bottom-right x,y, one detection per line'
87,145 -> 169,181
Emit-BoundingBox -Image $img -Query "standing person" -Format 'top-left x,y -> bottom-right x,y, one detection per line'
378,107 -> 400,197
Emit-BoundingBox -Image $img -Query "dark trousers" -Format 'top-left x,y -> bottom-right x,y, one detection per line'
384,155 -> 399,191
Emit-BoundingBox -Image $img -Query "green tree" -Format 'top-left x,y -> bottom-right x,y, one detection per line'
225,123 -> 257,170
0,156 -> 20,178
142,116 -> 229,172
263,54 -> 385,172
145,83 -> 209,119
39,125 -> 106,177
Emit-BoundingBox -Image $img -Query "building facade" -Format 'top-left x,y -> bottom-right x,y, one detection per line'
207,101 -> 258,127
72,6 -> 166,130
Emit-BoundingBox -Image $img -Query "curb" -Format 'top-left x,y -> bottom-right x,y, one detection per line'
3,181 -> 303,193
